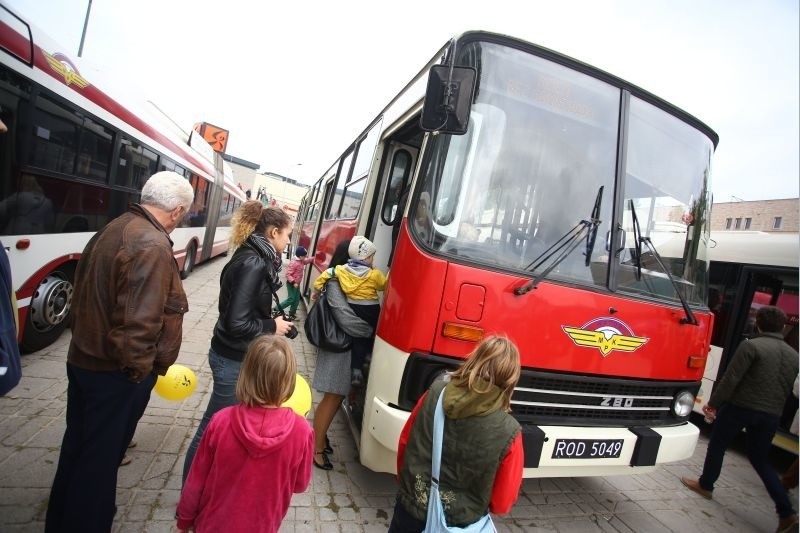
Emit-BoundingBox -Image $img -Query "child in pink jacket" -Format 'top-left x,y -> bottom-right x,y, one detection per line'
277,246 -> 314,320
176,336 -> 313,533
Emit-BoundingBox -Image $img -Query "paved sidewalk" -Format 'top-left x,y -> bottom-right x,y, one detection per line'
0,254 -> 796,532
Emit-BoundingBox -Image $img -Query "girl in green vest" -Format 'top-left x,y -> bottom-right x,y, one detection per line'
390,336 -> 524,531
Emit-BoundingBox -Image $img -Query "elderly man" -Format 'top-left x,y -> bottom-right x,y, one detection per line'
682,305 -> 798,533
46,171 -> 194,532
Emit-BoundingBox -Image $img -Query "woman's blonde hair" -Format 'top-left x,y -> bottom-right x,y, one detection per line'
229,201 -> 292,249
236,336 -> 297,407
449,335 -> 521,412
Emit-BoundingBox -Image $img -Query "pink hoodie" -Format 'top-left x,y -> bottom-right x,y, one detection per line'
285,257 -> 313,285
177,405 -> 314,532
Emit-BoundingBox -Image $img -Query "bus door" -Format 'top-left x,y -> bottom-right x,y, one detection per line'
200,153 -> 226,262
726,268 -> 794,362
370,141 -> 418,271
699,264 -> 798,413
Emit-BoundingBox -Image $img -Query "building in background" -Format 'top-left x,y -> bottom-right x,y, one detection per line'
251,172 -> 309,217
711,198 -> 798,232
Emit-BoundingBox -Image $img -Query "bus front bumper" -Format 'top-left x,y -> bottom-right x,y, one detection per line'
364,396 -> 699,478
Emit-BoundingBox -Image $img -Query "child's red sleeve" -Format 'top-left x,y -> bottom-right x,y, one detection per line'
396,391 -> 427,479
488,433 -> 524,514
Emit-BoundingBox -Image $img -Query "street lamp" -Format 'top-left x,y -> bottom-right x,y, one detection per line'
78,0 -> 93,57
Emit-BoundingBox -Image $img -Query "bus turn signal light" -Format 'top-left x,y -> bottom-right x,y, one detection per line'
16,239 -> 30,250
442,322 -> 484,343
687,355 -> 706,368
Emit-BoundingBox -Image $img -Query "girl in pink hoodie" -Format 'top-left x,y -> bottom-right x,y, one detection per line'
177,336 -> 313,533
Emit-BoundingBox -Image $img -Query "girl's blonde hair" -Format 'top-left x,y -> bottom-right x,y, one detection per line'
229,201 -> 292,249
236,336 -> 297,407
449,336 -> 521,412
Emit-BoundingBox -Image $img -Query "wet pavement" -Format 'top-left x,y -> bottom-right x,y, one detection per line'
0,253 -> 796,532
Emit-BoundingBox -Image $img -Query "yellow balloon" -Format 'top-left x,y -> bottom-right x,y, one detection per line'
282,374 -> 312,417
154,364 -> 198,401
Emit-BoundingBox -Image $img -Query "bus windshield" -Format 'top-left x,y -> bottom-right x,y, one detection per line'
413,40 -> 713,305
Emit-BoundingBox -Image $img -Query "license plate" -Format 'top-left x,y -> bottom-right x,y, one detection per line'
552,439 -> 623,459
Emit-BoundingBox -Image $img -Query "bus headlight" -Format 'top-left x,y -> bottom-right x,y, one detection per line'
672,391 -> 695,417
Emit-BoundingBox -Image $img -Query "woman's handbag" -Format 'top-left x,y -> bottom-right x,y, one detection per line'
424,386 -> 496,533
304,279 -> 352,352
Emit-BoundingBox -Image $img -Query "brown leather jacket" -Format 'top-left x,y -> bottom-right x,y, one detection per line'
68,204 -> 188,382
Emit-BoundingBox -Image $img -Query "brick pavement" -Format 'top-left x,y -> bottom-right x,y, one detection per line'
0,254 -> 796,532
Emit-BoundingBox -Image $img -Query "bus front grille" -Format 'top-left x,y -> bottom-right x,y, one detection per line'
510,370 -> 699,427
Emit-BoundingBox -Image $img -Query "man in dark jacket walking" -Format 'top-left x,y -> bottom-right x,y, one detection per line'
682,305 -> 798,533
46,171 -> 194,533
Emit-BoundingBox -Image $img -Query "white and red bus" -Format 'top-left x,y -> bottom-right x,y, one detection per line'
697,231 -> 799,452
293,32 -> 719,478
0,4 -> 246,352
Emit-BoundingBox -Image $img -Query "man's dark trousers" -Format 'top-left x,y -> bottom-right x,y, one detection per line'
45,363 -> 155,532
699,403 -> 794,518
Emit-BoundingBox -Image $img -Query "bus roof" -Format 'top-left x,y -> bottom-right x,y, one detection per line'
709,231 -> 799,268
0,4 -> 221,182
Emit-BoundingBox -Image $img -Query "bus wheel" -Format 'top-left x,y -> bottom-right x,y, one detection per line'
21,267 -> 75,353
181,242 -> 196,280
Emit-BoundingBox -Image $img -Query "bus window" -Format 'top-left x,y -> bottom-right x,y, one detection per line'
351,121 -> 381,181
218,192 -> 233,226
185,174 -> 210,228
308,176 -> 328,223
116,135 -> 157,191
159,157 -> 177,173
381,149 -> 412,224
340,176 -> 367,220
326,152 -> 353,219
29,94 -> 81,175
618,96 -> 714,306
0,65 -> 32,215
76,115 -> 113,182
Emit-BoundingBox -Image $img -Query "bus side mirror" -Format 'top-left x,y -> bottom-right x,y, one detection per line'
420,65 -> 477,135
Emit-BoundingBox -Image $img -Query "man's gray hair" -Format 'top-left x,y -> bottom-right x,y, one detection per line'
140,171 -> 194,211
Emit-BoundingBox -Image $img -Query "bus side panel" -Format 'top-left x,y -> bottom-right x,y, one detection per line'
377,222 -> 448,355
431,262 -> 711,381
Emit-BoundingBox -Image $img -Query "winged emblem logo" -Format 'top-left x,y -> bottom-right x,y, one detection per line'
43,51 -> 89,89
562,317 -> 648,357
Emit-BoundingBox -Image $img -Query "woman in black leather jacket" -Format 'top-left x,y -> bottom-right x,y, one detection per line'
182,201 -> 294,483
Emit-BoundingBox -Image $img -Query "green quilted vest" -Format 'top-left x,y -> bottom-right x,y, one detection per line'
397,379 -> 520,526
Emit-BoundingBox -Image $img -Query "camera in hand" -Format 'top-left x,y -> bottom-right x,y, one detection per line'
286,324 -> 299,339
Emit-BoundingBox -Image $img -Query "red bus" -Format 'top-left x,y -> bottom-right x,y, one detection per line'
0,4 -> 246,352
293,31 -> 718,478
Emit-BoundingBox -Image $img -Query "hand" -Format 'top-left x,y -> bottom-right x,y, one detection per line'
702,404 -> 716,423
310,292 -> 319,302
274,316 -> 294,336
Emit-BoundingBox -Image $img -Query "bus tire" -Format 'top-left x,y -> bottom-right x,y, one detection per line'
21,265 -> 75,353
181,242 -> 197,280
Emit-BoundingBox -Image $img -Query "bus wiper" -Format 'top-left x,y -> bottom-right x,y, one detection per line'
629,200 -> 698,326
515,187 -> 603,296
584,186 -> 603,266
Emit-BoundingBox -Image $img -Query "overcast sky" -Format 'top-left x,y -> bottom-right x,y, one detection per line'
6,0 -> 799,202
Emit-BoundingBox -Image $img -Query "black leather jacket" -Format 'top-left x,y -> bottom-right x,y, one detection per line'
210,245 -> 278,361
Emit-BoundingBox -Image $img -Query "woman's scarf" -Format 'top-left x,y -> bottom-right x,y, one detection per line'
245,233 -> 282,289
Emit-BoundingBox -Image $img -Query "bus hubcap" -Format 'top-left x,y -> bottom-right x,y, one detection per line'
29,275 -> 73,331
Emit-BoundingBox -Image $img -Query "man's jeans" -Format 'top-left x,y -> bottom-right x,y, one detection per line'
699,403 -> 795,518
182,348 -> 241,484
